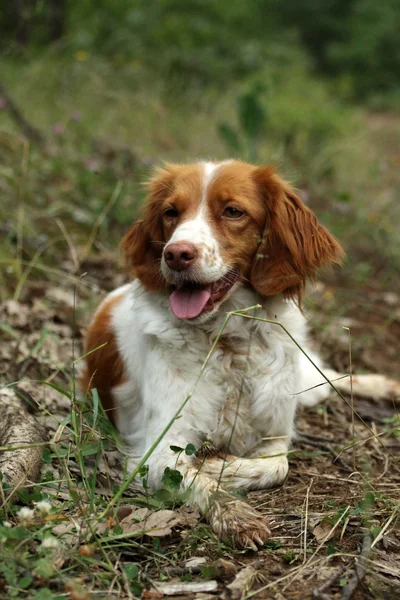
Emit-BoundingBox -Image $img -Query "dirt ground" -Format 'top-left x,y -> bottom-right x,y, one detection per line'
1,252 -> 399,599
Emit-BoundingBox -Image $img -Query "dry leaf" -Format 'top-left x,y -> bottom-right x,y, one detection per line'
313,520 -> 335,543
224,564 -> 265,600
96,505 -> 195,538
176,505 -> 201,527
119,507 -> 180,537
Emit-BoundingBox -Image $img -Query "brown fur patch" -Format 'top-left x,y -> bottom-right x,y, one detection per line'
80,292 -> 127,424
206,161 -> 267,281
120,160 -> 344,305
250,167 -> 344,302
120,164 -> 204,290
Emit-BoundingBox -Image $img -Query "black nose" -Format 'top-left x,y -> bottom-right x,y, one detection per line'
164,242 -> 198,272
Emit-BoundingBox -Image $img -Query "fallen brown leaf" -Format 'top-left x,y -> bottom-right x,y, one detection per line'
313,519 -> 335,544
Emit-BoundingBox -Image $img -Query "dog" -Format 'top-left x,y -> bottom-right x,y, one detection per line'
82,160 -> 354,548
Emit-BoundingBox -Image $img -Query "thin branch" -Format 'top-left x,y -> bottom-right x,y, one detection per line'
0,80 -> 45,144
340,532 -> 371,600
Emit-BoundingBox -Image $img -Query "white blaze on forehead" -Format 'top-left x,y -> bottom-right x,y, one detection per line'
201,161 -> 220,206
164,161 -> 226,280
168,161 -> 221,245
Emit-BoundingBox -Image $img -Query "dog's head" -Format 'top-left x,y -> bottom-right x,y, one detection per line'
121,161 -> 343,321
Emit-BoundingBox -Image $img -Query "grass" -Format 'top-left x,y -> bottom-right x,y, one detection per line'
0,53 -> 399,598
1,55 -> 399,299
1,300 -> 399,597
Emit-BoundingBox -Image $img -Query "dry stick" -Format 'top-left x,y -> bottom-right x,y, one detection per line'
335,430 -> 387,460
244,509 -> 351,599
283,506 -> 352,593
0,81 -> 45,144
295,433 -> 352,472
120,559 -> 134,600
13,234 -> 67,301
339,531 -> 371,600
292,374 -> 349,396
303,478 -> 313,563
55,218 -> 80,271
0,258 -> 109,293
370,504 -> 400,550
343,326 -> 356,472
216,317 -> 256,490
248,550 -> 400,600
312,566 -> 345,599
15,140 -> 29,284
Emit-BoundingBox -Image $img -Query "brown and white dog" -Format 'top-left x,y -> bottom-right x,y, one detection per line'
82,160 -> 397,548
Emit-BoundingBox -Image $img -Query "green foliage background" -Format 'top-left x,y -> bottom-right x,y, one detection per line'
0,0 -> 399,295
1,0 -> 400,101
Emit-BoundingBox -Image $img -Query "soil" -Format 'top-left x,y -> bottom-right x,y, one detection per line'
0,259 -> 399,600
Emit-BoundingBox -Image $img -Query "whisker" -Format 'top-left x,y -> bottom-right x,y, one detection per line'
238,273 -> 251,284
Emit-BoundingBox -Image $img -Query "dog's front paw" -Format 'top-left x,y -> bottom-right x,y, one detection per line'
207,494 -> 270,550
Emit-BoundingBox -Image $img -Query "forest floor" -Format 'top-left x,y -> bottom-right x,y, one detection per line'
1,255 -> 399,600
0,67 -> 399,598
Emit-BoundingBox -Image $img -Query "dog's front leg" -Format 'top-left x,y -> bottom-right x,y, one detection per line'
131,428 -> 270,549
197,384 -> 294,492
126,351 -> 270,551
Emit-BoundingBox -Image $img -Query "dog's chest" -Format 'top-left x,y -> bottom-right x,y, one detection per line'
204,335 -> 269,454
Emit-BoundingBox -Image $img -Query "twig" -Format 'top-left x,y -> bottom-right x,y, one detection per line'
0,80 -> 44,144
303,478 -> 313,563
55,218 -> 80,271
339,531 -> 371,600
164,565 -> 202,576
312,566 -> 345,599
154,581 -> 218,595
370,504 -> 399,549
282,506 -> 351,593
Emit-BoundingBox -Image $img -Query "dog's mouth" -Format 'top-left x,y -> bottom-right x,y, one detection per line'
169,271 -> 239,320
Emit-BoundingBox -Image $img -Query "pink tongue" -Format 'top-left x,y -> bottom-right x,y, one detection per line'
169,285 -> 212,319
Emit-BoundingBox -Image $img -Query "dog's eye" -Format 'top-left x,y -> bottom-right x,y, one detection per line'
164,208 -> 179,218
223,206 -> 245,219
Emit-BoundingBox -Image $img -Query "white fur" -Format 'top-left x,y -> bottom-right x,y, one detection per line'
104,281 -> 331,502
92,161 -> 341,542
88,162 -> 399,545
161,162 -> 227,286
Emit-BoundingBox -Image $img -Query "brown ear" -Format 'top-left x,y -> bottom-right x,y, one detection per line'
251,167 -> 344,303
120,166 -> 175,291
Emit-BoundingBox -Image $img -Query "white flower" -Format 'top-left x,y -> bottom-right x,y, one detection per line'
34,500 -> 52,516
40,536 -> 61,550
16,507 -> 35,523
2,521 -> 12,528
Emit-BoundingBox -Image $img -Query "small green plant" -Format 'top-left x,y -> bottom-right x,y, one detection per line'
282,550 -> 300,564
122,563 -> 142,597
0,503 -> 65,598
218,82 -> 268,162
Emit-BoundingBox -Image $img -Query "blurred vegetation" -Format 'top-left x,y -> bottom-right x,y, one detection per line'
0,0 -> 399,299
1,0 -> 400,103
0,7 -> 399,596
